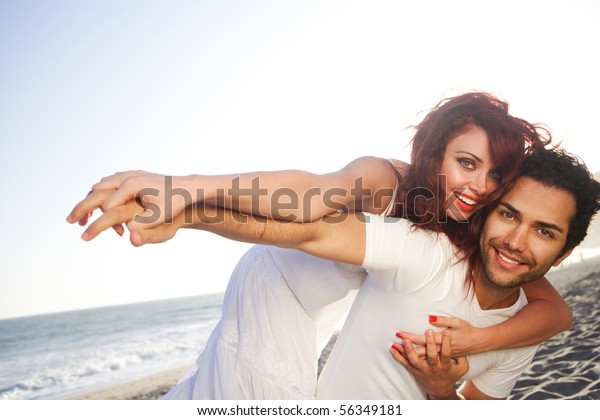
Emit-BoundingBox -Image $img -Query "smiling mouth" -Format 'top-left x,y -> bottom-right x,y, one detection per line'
495,248 -> 526,267
454,192 -> 478,211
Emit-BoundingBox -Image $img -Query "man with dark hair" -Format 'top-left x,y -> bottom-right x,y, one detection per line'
392,147 -> 600,399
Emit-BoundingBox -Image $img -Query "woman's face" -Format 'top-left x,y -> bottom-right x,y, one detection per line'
439,125 -> 501,222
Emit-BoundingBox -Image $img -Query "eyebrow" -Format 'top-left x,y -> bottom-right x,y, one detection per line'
457,151 -> 483,163
498,201 -> 565,234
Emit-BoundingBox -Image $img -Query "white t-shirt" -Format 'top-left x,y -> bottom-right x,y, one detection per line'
265,169 -> 400,354
317,214 -> 538,399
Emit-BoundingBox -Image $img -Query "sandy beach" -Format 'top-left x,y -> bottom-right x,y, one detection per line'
67,255 -> 600,400
509,259 -> 600,399
67,365 -> 193,400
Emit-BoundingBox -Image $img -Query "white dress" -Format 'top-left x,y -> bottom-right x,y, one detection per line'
161,245 -> 365,399
163,168 -> 399,400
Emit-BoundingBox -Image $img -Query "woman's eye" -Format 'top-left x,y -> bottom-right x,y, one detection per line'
490,170 -> 502,182
459,158 -> 475,169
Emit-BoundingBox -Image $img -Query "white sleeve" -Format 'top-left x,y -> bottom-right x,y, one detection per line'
361,214 -> 451,293
471,345 -> 539,399
361,214 -> 410,272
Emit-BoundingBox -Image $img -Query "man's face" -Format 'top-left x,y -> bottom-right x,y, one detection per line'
479,176 -> 576,289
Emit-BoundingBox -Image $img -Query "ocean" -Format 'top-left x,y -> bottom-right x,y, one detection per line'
0,293 -> 223,400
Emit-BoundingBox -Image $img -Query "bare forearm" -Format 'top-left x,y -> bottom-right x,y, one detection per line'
190,170 -> 339,222
175,204 -> 273,246
177,156 -> 398,221
175,204 -> 365,265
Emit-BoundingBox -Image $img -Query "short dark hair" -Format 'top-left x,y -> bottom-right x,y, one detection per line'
520,148 -> 600,255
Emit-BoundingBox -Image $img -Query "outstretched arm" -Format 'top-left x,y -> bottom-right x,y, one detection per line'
82,191 -> 367,266
67,156 -> 400,232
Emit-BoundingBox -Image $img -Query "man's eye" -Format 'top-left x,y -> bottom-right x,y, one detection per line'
539,228 -> 554,239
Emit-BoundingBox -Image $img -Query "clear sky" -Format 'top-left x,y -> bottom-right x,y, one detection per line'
1,0 -> 599,320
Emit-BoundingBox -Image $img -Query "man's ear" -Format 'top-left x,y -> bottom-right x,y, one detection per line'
553,248 -> 574,267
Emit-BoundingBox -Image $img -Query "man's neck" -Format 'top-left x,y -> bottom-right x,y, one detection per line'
473,269 -> 520,310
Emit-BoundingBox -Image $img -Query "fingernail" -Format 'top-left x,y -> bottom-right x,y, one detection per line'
426,329 -> 434,337
391,343 -> 401,351
81,232 -> 89,241
396,332 -> 404,339
429,315 -> 438,323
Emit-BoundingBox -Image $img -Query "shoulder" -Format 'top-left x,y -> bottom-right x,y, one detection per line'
341,156 -> 398,185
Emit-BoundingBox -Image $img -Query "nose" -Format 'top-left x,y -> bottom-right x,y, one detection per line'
469,171 -> 490,196
503,225 -> 528,253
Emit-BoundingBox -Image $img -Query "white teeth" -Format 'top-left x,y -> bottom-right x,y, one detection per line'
498,252 -> 520,265
457,194 -> 476,206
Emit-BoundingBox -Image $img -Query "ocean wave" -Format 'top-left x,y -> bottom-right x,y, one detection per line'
1,331 -> 210,399
0,295 -> 222,400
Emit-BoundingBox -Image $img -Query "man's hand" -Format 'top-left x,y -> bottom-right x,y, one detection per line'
390,329 -> 468,399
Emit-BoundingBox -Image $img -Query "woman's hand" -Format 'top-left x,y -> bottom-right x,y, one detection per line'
390,329 -> 469,399
395,316 -> 484,358
67,170 -> 193,231
68,187 -> 182,246
67,189 -> 145,241
67,189 -> 130,238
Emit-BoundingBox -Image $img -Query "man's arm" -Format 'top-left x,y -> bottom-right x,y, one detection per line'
173,204 -> 367,266
81,191 -> 367,266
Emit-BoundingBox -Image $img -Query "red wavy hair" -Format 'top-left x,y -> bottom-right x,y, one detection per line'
390,91 -> 551,265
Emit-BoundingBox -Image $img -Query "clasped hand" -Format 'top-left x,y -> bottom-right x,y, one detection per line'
390,329 -> 468,399
66,171 -> 182,246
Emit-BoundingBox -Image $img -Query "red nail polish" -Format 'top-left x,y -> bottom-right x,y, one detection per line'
396,332 -> 404,339
429,315 -> 438,323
